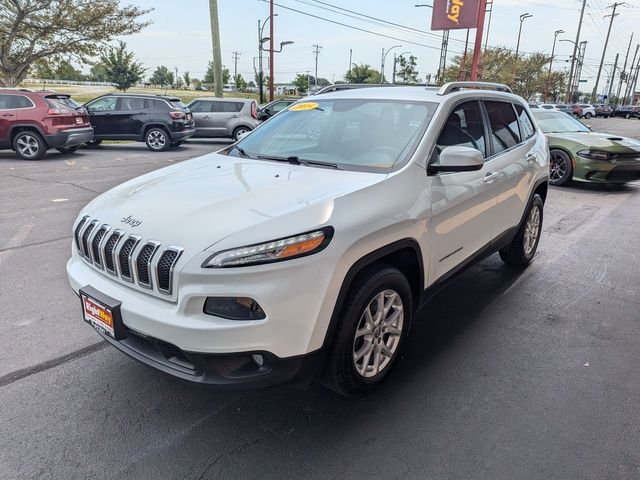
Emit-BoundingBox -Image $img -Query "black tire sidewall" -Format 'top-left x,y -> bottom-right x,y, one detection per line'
13,131 -> 46,160
550,149 -> 572,186
325,265 -> 413,395
518,195 -> 544,263
145,127 -> 170,151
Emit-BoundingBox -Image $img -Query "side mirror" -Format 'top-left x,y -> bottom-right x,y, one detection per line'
429,146 -> 484,173
258,110 -> 268,120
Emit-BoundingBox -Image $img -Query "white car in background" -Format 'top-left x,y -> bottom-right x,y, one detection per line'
578,104 -> 596,119
539,104 -> 560,111
67,82 -> 549,396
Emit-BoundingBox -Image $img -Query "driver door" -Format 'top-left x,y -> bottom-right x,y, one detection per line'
427,100 -> 498,284
86,96 -> 118,137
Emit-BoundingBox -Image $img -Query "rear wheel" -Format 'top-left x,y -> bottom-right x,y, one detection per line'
499,194 -> 544,267
584,112 -> 592,119
232,126 -> 250,141
145,127 -> 170,152
13,131 -> 47,160
56,146 -> 78,154
549,149 -> 572,186
322,264 -> 412,396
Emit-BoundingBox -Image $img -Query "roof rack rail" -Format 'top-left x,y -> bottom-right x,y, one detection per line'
0,87 -> 35,92
437,82 -> 512,96
315,83 -> 428,95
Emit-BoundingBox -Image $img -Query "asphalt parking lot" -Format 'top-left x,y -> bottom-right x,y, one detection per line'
1,120 -> 640,479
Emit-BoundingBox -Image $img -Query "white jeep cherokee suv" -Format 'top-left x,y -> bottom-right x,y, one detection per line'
67,82 -> 549,396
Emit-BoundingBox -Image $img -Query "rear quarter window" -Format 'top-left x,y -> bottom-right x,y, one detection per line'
514,104 -> 536,140
11,95 -> 35,109
221,102 -> 244,113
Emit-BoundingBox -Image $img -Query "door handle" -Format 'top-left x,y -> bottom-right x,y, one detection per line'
483,172 -> 500,182
230,115 -> 239,118
526,152 -> 537,162
202,116 -> 210,119
1,113 -> 14,117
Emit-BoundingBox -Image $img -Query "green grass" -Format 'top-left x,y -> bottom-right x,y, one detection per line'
19,83 -> 291,104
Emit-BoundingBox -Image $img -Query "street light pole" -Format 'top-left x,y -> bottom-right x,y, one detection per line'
512,13 -> 532,85
380,45 -> 402,83
545,29 -> 564,102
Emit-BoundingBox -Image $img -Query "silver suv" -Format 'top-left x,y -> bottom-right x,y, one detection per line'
187,98 -> 260,141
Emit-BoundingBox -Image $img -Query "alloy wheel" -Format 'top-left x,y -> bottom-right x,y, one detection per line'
523,205 -> 541,257
147,130 -> 166,150
16,135 -> 40,158
550,151 -> 568,184
352,289 -> 404,378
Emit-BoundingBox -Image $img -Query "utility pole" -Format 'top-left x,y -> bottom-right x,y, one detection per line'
348,49 -> 353,80
232,51 -> 241,87
573,41 -> 587,99
312,44 -> 322,92
470,0 -> 488,81
208,0 -> 223,98
630,60 -> 640,104
174,66 -> 178,87
607,53 -> 619,102
567,0 -> 587,103
624,44 -> 639,104
393,53 -> 397,84
268,0 -> 275,101
592,2 -> 625,103
258,20 -> 264,103
616,33 -> 633,103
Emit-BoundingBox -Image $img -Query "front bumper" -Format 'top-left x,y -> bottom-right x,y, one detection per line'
45,127 -> 94,148
575,157 -> 640,183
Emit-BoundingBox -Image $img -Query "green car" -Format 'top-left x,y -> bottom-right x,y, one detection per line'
532,110 -> 640,185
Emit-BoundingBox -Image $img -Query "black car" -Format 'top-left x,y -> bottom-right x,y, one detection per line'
258,98 -> 297,120
84,94 -> 196,151
612,105 -> 640,119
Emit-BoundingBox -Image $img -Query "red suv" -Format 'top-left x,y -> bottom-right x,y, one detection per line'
0,88 -> 93,160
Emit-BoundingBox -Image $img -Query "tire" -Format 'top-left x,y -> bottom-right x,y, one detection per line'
499,194 -> 544,267
13,131 -> 47,160
232,126 -> 251,141
56,146 -> 78,154
85,139 -> 102,147
549,149 -> 573,186
322,264 -> 412,397
584,112 -> 592,119
145,127 -> 170,152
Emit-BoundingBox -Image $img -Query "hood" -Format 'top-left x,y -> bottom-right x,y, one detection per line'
547,131 -> 640,153
81,153 -> 384,251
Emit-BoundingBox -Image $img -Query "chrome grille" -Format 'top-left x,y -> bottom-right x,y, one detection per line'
74,217 -> 183,297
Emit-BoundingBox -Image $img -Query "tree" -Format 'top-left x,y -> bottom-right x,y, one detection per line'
0,0 -> 151,87
98,41 -> 145,91
316,77 -> 331,87
30,59 -> 55,80
345,64 -> 380,84
203,61 -> 229,88
88,64 -> 110,83
234,74 -> 247,92
149,65 -> 174,87
183,71 -> 191,88
293,73 -> 312,94
53,60 -> 85,81
395,55 -> 418,84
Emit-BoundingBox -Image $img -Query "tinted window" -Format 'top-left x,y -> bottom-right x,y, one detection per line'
87,97 -> 117,112
514,104 -> 535,139
221,102 -> 244,113
190,101 -> 213,113
11,95 -> 34,109
531,111 -> 589,133
45,95 -> 79,109
118,97 -> 146,110
484,101 -> 521,154
0,94 -> 12,109
146,99 -> 168,110
434,101 -> 487,160
169,99 -> 186,108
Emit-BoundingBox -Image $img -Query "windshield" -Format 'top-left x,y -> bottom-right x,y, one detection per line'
45,95 -> 80,109
532,112 -> 589,133
233,98 -> 437,172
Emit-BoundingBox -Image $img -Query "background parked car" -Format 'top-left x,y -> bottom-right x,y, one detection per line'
612,105 -> 640,119
538,104 -> 559,111
0,88 -> 93,160
258,98 -> 297,120
84,93 -> 195,151
593,104 -> 613,118
187,98 -> 260,140
578,104 -> 596,119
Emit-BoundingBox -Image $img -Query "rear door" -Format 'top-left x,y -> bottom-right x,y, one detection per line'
0,94 -> 16,147
115,97 -> 148,137
85,96 -> 118,137
213,101 -> 244,136
190,100 -> 215,136
482,100 -> 534,239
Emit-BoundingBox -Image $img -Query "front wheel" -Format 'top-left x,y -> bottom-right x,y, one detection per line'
584,112 -> 592,119
145,127 -> 170,152
499,194 -> 543,267
322,264 -> 412,396
549,149 -> 573,186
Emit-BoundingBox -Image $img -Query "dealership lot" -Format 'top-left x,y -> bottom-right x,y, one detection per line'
1,120 -> 640,479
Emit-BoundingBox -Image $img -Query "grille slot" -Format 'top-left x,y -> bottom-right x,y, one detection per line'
136,242 -> 160,288
81,220 -> 99,260
103,231 -> 123,274
118,237 -> 139,281
74,216 -> 89,255
157,248 -> 183,294
91,226 -> 109,267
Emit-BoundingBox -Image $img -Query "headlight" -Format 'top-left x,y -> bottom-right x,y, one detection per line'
577,149 -> 617,161
203,227 -> 333,268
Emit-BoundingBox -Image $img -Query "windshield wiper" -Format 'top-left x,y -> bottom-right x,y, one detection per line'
256,154 -> 339,169
230,145 -> 251,158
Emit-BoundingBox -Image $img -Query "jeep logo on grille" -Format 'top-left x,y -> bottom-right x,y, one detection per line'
121,215 -> 142,227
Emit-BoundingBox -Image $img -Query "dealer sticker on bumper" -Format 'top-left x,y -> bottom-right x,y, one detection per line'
79,286 -> 126,340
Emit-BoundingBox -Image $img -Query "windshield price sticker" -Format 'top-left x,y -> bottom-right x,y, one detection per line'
290,102 -> 320,111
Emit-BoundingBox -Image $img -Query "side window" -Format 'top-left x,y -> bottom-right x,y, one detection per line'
514,104 -> 535,140
210,101 -> 223,113
484,101 -> 521,154
11,95 -> 34,109
189,101 -> 213,113
87,97 -> 117,112
0,94 -> 14,109
433,101 -> 487,162
118,97 -> 146,111
221,102 -> 243,113
271,101 -> 287,113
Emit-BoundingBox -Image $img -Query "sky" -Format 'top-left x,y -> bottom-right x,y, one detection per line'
119,0 -> 640,94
